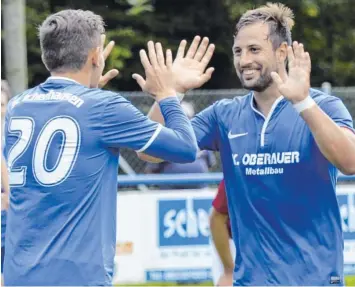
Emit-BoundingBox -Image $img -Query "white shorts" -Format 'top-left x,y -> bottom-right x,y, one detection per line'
210,237 -> 236,285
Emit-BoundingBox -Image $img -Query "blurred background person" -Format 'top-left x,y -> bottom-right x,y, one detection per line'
1,80 -> 11,285
1,155 -> 10,285
209,179 -> 235,286
144,101 -> 216,189
1,81 -> 10,124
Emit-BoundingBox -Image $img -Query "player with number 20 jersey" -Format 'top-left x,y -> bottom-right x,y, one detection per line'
4,77 -> 198,285
2,9 -> 202,285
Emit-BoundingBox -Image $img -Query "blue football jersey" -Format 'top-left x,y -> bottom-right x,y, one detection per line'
192,89 -> 354,286
1,210 -> 6,248
3,76 -> 197,286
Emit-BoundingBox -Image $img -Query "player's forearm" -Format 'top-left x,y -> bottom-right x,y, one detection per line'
147,101 -> 165,126
138,98 -> 194,163
137,102 -> 166,163
141,97 -> 198,163
210,211 -> 234,273
301,105 -> 355,175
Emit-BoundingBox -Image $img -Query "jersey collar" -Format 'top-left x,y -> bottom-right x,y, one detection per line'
249,92 -> 287,120
45,76 -> 81,85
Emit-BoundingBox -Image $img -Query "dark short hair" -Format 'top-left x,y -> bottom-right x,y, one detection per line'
38,9 -> 105,73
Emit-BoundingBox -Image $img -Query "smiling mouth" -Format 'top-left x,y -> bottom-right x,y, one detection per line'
242,69 -> 259,79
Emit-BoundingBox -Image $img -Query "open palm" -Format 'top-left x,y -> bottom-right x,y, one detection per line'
271,41 -> 311,103
172,36 -> 215,93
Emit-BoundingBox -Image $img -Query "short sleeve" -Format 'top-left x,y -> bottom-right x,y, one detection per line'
212,180 -> 229,214
318,95 -> 354,133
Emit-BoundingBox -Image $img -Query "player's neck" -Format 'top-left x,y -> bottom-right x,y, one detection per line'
253,85 -> 282,117
50,71 -> 91,87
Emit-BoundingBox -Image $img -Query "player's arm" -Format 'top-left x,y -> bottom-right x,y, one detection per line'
136,36 -> 216,163
210,181 -> 234,274
138,100 -> 220,163
98,41 -> 198,163
137,102 -> 167,163
300,100 -> 355,175
271,42 -> 355,175
99,93 -> 199,163
1,155 -> 10,210
210,208 -> 234,274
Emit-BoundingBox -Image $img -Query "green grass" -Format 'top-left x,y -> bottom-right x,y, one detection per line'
117,277 -> 355,286
346,275 -> 355,286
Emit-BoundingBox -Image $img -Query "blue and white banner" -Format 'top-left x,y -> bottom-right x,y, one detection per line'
113,184 -> 355,284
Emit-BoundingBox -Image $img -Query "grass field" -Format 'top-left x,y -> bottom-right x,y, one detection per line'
346,276 -> 355,286
117,276 -> 355,286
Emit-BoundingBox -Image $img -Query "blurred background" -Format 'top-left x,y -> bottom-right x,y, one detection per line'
2,0 -> 355,175
1,0 -> 355,285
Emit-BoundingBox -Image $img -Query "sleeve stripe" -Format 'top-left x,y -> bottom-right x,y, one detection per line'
340,126 -> 355,135
136,124 -> 163,153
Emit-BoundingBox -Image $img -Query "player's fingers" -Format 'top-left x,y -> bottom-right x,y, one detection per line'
103,41 -> 115,60
155,42 -> 165,67
278,63 -> 288,82
293,42 -> 301,67
147,41 -> 158,68
139,49 -> 152,71
287,46 -> 295,67
199,67 -> 215,84
270,71 -> 284,87
201,43 -> 215,68
99,69 -> 119,88
166,49 -> 173,69
186,35 -> 201,59
293,41 -> 303,63
306,52 -> 311,66
132,73 -> 146,90
303,52 -> 311,72
194,37 -> 210,61
103,69 -> 119,82
176,40 -> 187,59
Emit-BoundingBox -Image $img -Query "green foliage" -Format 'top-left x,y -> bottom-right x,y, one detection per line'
22,0 -> 355,90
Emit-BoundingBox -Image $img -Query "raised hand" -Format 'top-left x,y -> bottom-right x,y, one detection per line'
98,35 -> 119,88
270,41 -> 311,104
132,41 -> 176,101
172,36 -> 215,93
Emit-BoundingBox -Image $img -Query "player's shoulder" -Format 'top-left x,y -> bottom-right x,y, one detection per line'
309,88 -> 342,106
7,87 -> 37,112
76,88 -> 130,113
78,87 -> 127,104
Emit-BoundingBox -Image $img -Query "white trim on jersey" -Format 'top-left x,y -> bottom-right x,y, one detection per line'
249,93 -> 285,147
136,124 -> 163,153
46,76 -> 81,85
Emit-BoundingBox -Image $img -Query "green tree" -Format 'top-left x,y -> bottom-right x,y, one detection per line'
16,0 -> 355,90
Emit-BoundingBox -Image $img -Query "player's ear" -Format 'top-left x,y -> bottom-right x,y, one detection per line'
91,47 -> 101,68
276,42 -> 288,64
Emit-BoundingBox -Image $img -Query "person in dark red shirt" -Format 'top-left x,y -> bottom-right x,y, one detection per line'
209,180 -> 236,286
